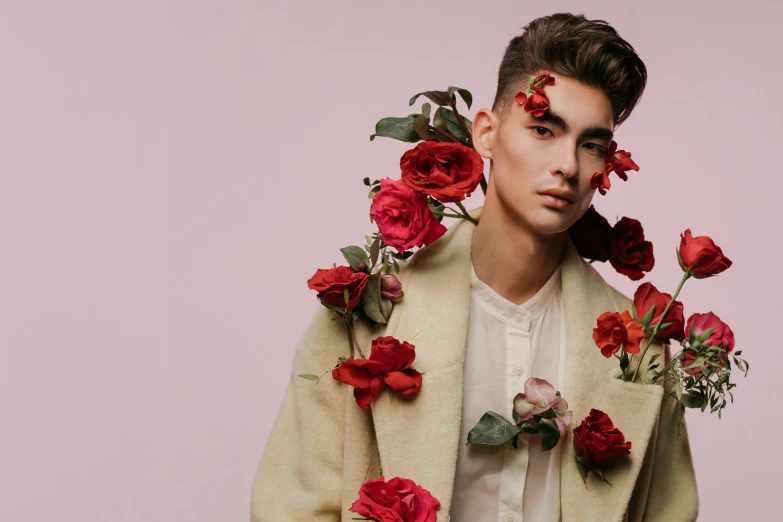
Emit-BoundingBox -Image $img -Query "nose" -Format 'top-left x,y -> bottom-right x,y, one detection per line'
551,142 -> 579,180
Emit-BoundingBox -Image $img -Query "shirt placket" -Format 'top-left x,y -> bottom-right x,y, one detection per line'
498,313 -> 532,522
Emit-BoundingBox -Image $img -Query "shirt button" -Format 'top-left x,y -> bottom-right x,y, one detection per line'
505,513 -> 516,522
513,313 -> 524,322
514,366 -> 524,376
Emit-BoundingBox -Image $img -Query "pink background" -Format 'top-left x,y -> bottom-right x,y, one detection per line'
1,1 -> 778,520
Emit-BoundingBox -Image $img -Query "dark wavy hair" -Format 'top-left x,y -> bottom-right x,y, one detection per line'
492,13 -> 647,128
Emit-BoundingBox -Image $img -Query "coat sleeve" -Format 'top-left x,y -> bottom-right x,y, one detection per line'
641,342 -> 700,522
249,304 -> 349,521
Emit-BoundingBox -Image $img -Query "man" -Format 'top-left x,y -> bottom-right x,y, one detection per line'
251,13 -> 698,522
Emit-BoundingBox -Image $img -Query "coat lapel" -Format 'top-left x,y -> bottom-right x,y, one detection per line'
369,205 -> 663,522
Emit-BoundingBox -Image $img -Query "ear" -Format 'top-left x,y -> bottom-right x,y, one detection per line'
471,108 -> 498,161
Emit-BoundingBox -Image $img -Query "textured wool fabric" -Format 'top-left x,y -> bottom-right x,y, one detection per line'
250,205 -> 699,522
449,258 -> 565,522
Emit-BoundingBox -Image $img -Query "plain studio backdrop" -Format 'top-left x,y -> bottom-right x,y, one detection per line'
0,1 -> 779,520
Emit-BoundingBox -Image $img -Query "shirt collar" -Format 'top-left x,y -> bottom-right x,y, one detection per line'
470,260 -> 562,331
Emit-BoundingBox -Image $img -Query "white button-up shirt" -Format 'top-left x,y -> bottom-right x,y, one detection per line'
450,260 -> 566,522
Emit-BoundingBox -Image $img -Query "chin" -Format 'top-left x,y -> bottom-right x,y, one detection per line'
519,209 -> 575,238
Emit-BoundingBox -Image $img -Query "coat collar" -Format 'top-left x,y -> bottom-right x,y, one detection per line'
370,205 -> 664,522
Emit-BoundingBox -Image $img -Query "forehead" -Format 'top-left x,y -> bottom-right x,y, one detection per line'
523,74 -> 614,131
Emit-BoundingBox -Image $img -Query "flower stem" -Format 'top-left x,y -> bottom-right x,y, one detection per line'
430,210 -> 465,219
454,200 -> 478,225
345,317 -> 366,360
428,125 -> 459,143
451,102 -> 473,147
630,272 -> 691,383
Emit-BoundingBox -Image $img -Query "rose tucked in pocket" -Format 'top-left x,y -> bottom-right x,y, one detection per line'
399,138 -> 484,203
592,310 -> 645,358
573,408 -> 632,485
370,177 -> 447,253
681,311 -> 736,375
349,476 -> 441,522
307,265 -> 369,313
332,336 -> 422,409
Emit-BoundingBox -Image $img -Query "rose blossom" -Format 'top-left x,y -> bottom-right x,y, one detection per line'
568,205 -> 612,262
307,265 -> 369,313
573,409 -> 632,476
607,217 -> 654,281
606,140 -> 639,180
399,138 -> 484,203
681,312 -> 736,375
349,476 -> 440,522
590,163 -> 613,196
592,310 -> 646,358
332,336 -> 422,409
380,273 -> 404,302
678,229 -> 733,278
370,177 -> 446,253
512,377 -> 572,439
633,282 -> 685,343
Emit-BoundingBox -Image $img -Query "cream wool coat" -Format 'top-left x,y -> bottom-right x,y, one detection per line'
251,205 -> 699,522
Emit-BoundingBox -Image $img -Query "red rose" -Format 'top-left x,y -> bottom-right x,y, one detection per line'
523,86 -> 551,117
307,265 -> 369,313
592,310 -> 646,358
399,138 -> 484,203
532,72 -> 556,87
608,217 -> 654,281
573,409 -> 632,476
677,229 -> 733,278
682,312 -> 736,375
606,140 -> 639,181
349,476 -> 441,522
633,282 -> 685,343
590,163 -> 612,195
568,205 -> 612,262
370,177 -> 447,253
332,336 -> 422,409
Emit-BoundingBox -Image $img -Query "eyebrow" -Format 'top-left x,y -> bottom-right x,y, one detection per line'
534,109 -> 614,141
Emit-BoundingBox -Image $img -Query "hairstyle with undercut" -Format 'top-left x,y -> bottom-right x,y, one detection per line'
492,13 -> 647,128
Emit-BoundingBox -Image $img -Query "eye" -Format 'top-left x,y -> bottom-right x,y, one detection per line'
583,142 -> 607,155
531,126 -> 553,137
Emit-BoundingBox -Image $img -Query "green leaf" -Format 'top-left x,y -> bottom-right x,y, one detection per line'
537,418 -> 561,452
640,302 -> 656,328
592,465 -> 612,486
369,237 -> 380,267
680,392 -> 702,409
575,456 -> 587,483
466,411 -> 522,445
360,272 -> 387,324
649,353 -> 660,366
413,114 -> 430,140
620,350 -> 630,373
392,257 -> 400,274
433,107 -> 471,145
389,250 -> 414,260
409,89 -> 452,107
341,246 -> 370,272
536,408 -> 557,419
297,374 -> 320,381
448,86 -> 474,110
421,102 -> 431,121
370,113 -> 436,143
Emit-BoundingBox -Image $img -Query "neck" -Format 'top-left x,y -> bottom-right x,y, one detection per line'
471,191 -> 566,307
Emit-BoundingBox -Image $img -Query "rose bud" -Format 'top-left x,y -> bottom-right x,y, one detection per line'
677,229 -> 733,278
356,262 -> 368,273
380,273 -> 404,302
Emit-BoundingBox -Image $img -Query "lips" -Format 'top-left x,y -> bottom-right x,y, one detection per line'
539,189 -> 575,203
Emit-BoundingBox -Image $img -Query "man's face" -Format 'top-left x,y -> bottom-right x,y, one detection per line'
474,74 -> 615,238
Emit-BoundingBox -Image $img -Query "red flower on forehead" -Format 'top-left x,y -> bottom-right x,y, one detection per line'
514,72 -> 555,118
